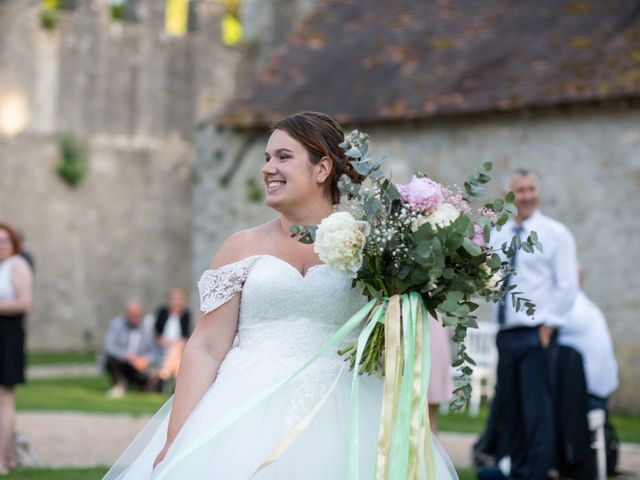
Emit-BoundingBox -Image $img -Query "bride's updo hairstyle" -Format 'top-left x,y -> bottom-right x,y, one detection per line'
271,111 -> 366,204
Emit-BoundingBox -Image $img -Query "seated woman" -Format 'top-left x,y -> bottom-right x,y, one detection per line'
154,287 -> 191,390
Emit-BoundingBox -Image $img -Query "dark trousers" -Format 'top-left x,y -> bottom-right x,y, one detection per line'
105,355 -> 149,388
496,327 -> 558,480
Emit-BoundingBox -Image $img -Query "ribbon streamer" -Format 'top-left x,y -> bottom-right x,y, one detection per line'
154,299 -> 377,480
154,293 -> 438,479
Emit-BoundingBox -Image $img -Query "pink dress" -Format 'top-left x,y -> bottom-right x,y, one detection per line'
427,316 -> 454,404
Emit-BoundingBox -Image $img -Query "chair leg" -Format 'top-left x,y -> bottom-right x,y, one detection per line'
588,409 -> 607,480
469,376 -> 481,417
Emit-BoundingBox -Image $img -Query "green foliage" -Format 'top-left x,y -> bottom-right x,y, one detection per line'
245,177 -> 264,203
40,10 -> 58,30
290,224 -> 317,244
293,130 -> 544,412
56,132 -> 88,187
110,3 -> 126,21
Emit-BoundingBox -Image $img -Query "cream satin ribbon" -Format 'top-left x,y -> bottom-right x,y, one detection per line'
376,295 -> 402,479
250,366 -> 345,478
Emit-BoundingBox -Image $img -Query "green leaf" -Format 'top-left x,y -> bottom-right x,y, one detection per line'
462,237 -> 482,256
504,202 -> 518,215
482,162 -> 493,172
487,254 -> 501,269
415,241 -> 432,259
345,148 -> 362,159
493,198 -> 504,211
505,191 -> 515,203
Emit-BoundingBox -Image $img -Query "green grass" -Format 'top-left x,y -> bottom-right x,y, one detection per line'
15,376 -> 640,443
438,403 -> 640,444
16,376 -> 167,416
4,467 -> 108,479
27,351 -> 96,366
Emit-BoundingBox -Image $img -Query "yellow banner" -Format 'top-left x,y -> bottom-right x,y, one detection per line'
165,0 -> 189,37
42,0 -> 61,11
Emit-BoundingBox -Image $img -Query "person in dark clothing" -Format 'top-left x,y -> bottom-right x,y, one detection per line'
0,223 -> 33,475
153,287 -> 191,387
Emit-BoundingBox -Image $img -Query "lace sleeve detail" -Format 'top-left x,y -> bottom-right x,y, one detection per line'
198,255 -> 263,314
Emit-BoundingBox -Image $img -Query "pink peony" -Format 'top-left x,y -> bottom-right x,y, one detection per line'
472,224 -> 486,248
396,176 -> 442,214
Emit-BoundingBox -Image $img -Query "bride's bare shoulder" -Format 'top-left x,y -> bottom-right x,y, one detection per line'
209,220 -> 279,269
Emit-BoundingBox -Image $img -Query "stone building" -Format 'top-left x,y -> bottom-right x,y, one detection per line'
194,0 -> 640,411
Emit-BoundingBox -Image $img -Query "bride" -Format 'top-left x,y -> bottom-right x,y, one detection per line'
103,112 -> 458,479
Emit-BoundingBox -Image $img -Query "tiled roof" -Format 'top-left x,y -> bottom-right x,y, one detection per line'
218,0 -> 640,128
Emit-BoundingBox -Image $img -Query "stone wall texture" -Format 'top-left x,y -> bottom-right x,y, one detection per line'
0,0 -> 247,348
193,105 -> 640,412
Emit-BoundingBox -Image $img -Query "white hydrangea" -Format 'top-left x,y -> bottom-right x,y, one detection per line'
314,212 -> 370,278
424,203 -> 460,229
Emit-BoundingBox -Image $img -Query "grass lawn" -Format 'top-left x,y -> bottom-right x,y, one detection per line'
27,351 -> 96,366
3,467 -> 108,479
438,402 -> 640,444
15,376 -> 640,443
16,376 -> 167,416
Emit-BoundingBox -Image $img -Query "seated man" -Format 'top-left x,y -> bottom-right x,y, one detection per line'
558,265 -> 619,410
103,301 -> 156,398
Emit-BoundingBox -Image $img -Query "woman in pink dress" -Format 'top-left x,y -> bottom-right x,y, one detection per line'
428,316 -> 454,434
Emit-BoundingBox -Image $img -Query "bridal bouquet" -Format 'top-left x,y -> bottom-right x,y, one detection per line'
292,130 -> 540,478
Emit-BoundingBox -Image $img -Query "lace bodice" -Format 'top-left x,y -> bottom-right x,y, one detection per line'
198,255 -> 367,427
198,255 -> 365,355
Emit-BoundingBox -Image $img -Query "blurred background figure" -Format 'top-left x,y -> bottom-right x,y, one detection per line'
559,264 -> 620,475
490,168 -> 579,480
559,264 -> 619,411
103,301 -> 156,399
153,287 -> 191,391
14,230 -> 34,274
0,223 -> 33,475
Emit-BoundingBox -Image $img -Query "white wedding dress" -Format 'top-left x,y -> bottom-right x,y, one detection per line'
103,255 -> 458,479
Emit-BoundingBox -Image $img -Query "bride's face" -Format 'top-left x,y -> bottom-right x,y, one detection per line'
262,129 -> 327,210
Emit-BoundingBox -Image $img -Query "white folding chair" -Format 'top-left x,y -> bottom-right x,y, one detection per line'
465,321 -> 499,417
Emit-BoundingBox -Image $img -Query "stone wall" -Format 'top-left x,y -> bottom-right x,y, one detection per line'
193,104 -> 640,412
0,0 -> 243,348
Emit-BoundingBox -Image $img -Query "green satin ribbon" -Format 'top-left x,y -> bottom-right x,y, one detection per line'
377,292 -> 436,479
154,298 -> 377,480
346,304 -> 386,479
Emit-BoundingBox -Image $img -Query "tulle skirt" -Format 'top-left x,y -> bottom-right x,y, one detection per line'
103,347 -> 458,479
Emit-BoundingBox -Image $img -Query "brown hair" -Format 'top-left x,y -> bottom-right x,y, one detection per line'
0,223 -> 22,255
271,111 -> 365,204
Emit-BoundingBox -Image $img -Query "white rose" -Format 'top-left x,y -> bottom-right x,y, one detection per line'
424,203 -> 460,229
314,212 -> 370,278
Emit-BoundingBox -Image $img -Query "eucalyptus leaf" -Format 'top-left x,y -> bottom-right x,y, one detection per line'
462,237 -> 483,256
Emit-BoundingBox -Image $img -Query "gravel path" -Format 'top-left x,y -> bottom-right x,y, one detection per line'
15,411 -> 640,476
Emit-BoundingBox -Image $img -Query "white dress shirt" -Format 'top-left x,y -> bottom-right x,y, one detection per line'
162,314 -> 182,342
559,291 -> 619,398
490,210 -> 578,329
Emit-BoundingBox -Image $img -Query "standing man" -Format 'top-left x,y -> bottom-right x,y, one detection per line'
491,168 -> 579,479
103,301 -> 156,398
